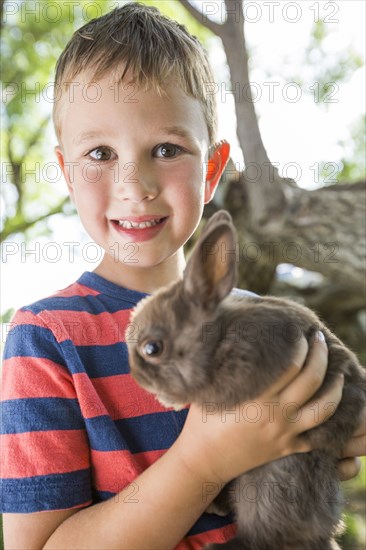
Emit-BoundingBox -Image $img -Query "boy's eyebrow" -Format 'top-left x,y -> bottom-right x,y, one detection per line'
73,131 -> 106,146
72,126 -> 197,147
72,130 -> 102,145
161,125 -> 196,141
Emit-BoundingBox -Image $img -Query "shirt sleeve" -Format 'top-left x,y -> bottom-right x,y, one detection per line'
0,309 -> 92,513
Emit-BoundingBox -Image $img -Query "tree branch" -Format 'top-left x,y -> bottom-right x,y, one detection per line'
0,0 -> 4,35
178,0 -> 222,35
1,197 -> 70,244
6,127 -> 22,205
26,115 -> 51,152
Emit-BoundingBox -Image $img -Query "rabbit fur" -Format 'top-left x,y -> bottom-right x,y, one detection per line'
127,210 -> 366,550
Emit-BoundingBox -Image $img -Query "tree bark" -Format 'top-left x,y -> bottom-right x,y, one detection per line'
181,0 -> 365,356
180,0 -> 365,295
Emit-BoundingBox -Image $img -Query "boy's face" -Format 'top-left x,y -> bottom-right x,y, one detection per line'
56,73 -> 228,288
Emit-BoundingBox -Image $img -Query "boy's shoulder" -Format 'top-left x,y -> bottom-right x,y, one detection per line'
6,272 -> 148,354
18,273 -> 102,317
8,272 -> 148,348
18,271 -> 148,317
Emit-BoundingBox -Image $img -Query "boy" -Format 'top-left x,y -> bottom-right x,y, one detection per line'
1,3 -> 364,549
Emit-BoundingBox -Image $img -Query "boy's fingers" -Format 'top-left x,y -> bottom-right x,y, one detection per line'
351,409 -> 366,437
341,434 -> 366,459
265,336 -> 309,397
296,374 -> 344,433
337,457 -> 362,481
280,333 -> 328,407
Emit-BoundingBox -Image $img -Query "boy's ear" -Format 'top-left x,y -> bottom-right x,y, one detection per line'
183,210 -> 237,309
204,140 -> 230,203
54,146 -> 74,200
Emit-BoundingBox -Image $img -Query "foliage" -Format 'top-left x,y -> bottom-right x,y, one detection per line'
1,1 -> 364,245
143,0 -> 212,43
338,458 -> 366,549
335,115 -> 366,183
304,21 -> 363,105
0,0 -> 113,243
0,0 -> 215,245
285,19 -> 364,107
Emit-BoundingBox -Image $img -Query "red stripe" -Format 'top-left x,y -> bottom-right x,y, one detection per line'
41,309 -> 134,345
91,449 -> 166,492
8,309 -> 48,330
8,306 -> 134,346
72,373 -> 109,419
177,524 -> 237,549
74,372 -> 185,420
1,430 -> 90,478
89,374 -> 173,419
52,282 -> 100,298
2,357 -> 75,400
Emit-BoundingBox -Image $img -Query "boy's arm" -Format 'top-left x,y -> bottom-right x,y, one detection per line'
4,444 -> 223,550
4,336 -> 345,550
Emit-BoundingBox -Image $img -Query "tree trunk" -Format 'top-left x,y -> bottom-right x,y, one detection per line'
180,0 -> 365,356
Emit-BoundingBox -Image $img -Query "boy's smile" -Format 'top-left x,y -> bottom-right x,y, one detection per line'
55,74 -> 228,292
110,215 -> 169,242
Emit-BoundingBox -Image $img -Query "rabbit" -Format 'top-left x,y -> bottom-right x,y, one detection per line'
127,210 -> 366,550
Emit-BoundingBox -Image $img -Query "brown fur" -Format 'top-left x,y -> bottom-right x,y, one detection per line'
128,210 -> 366,550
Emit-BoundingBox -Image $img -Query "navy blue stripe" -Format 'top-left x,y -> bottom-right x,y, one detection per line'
188,512 -> 235,536
1,398 -> 85,434
22,293 -> 136,315
20,278 -> 255,316
93,489 -> 116,501
3,324 -> 65,363
3,322 -> 130,378
70,342 -> 130,377
85,415 -> 129,451
78,272 -> 149,303
0,469 -> 91,513
86,409 -> 188,453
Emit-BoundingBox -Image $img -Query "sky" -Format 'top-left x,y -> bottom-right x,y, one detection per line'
1,0 -> 365,317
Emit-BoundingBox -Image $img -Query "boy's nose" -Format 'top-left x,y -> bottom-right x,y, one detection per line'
114,160 -> 158,202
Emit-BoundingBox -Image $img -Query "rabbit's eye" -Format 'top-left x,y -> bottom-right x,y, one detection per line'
142,340 -> 164,357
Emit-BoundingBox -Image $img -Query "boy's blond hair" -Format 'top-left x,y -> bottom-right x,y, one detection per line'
53,2 -> 217,145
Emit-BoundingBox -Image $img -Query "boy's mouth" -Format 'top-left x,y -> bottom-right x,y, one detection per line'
110,216 -> 169,242
112,216 -> 167,229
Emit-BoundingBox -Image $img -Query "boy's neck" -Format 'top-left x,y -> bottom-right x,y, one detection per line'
93,250 -> 186,294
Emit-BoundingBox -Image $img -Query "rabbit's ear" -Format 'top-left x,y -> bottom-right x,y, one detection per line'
183,211 -> 237,309
200,210 -> 233,235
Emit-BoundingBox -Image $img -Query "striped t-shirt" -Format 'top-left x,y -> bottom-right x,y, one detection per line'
1,271 -> 236,547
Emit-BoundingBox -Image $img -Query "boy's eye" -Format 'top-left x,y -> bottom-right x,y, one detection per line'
88,147 -> 114,161
153,143 -> 183,159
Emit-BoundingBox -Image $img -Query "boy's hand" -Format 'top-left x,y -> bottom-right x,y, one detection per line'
176,333 -> 344,485
338,409 -> 366,481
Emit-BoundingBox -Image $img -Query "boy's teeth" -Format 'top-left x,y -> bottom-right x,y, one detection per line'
117,219 -> 161,229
